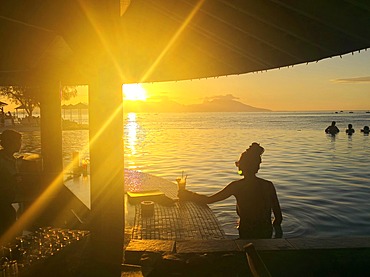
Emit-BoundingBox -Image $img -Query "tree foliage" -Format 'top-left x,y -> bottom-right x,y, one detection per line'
0,86 -> 77,117
61,86 -> 78,101
0,86 -> 39,117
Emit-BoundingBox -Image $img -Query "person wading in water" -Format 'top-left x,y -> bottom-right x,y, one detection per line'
178,142 -> 283,239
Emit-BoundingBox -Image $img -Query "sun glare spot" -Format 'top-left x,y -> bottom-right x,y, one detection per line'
123,84 -> 147,101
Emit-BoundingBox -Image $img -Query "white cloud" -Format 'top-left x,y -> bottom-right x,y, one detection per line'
332,76 -> 370,83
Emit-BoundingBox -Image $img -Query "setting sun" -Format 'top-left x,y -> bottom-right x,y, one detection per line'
123,84 -> 147,101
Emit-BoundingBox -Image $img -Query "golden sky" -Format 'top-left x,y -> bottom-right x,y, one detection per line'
2,50 -> 369,112
140,50 -> 370,111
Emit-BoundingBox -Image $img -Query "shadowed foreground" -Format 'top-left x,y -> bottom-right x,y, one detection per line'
123,170 -> 370,276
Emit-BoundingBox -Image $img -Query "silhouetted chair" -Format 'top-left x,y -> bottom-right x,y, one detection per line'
244,243 -> 271,277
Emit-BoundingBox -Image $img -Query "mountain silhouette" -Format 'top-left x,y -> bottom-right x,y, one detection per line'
123,94 -> 270,113
187,96 -> 270,112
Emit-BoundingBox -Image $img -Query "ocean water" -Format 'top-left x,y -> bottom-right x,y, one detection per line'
19,111 -> 370,238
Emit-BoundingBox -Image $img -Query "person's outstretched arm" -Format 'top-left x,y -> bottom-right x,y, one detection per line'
206,185 -> 234,204
178,183 -> 234,205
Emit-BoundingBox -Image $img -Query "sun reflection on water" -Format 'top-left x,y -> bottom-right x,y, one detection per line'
126,113 -> 138,156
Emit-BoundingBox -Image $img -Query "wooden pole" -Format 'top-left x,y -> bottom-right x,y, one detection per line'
88,66 -> 124,275
39,82 -> 63,190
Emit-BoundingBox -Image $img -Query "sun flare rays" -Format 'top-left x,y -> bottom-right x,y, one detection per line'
139,0 -> 206,83
1,0 -> 207,244
123,84 -> 147,101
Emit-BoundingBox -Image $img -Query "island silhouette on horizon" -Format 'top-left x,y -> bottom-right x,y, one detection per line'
124,94 -> 271,113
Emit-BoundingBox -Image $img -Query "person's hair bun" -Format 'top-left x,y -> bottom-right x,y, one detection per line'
246,142 -> 264,157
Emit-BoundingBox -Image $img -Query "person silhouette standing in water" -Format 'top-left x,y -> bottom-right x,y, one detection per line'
325,121 -> 340,135
178,143 -> 283,239
346,124 -> 355,135
361,126 -> 370,134
0,129 -> 22,237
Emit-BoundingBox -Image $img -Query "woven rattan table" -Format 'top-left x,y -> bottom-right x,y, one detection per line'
125,169 -> 226,241
131,201 -> 225,240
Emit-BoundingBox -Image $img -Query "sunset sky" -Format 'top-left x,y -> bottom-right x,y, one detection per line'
140,49 -> 370,111
2,49 -> 370,112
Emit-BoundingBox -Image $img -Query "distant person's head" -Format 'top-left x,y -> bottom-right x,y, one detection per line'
348,124 -> 353,129
362,126 -> 370,133
0,129 -> 21,154
331,121 -> 336,126
236,142 -> 264,176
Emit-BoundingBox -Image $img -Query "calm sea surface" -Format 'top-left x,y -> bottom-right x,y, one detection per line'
20,111 -> 370,239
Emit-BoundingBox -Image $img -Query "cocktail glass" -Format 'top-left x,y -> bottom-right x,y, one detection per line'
176,172 -> 187,190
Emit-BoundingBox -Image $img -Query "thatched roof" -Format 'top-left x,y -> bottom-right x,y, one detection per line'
1,0 -> 370,86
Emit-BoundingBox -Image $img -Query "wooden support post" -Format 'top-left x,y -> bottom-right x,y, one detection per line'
36,82 -> 65,226
88,67 -> 124,275
39,83 -> 63,183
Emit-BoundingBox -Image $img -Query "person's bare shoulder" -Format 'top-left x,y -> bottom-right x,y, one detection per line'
256,177 -> 275,191
256,177 -> 272,185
